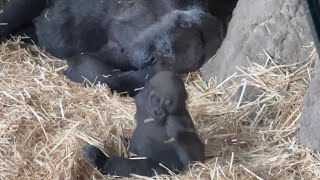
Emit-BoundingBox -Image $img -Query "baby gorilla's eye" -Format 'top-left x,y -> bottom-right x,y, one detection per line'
150,93 -> 161,104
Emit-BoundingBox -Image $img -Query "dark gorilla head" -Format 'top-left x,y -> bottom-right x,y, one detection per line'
123,8 -> 224,73
135,71 -> 188,123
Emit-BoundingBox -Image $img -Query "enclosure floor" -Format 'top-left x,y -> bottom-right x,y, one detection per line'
1,40 -> 319,179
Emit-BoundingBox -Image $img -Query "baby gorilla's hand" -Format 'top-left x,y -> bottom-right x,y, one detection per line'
165,116 -> 195,140
165,116 -> 183,139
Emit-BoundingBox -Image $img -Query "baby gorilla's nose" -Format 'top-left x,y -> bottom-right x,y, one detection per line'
153,109 -> 167,122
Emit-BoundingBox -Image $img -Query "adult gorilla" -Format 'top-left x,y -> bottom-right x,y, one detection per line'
0,0 -> 223,96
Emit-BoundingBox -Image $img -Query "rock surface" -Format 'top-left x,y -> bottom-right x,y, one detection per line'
201,0 -> 315,83
203,0 -> 320,150
299,58 -> 320,150
298,0 -> 320,150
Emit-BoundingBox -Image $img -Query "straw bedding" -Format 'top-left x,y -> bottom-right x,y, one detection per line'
1,38 -> 320,180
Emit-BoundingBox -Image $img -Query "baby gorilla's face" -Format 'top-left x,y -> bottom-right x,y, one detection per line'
147,89 -> 181,123
135,71 -> 188,123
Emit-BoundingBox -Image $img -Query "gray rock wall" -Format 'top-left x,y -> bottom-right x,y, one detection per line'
202,0 -> 320,150
201,0 -> 314,83
299,58 -> 320,150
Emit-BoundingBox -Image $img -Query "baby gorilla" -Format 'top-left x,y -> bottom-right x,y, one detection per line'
82,71 -> 204,177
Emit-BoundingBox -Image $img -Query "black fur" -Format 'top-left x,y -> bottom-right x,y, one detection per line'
0,0 -> 50,41
34,0 -> 223,71
0,0 -> 224,95
64,53 -> 172,96
82,71 -> 205,177
208,0 -> 238,36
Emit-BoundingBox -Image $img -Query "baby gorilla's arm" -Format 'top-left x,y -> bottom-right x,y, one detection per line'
82,144 -> 169,177
173,132 -> 205,170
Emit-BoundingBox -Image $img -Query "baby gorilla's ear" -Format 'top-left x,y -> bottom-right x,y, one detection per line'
134,80 -> 151,110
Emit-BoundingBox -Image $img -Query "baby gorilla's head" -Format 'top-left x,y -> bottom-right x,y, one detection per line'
135,71 -> 188,123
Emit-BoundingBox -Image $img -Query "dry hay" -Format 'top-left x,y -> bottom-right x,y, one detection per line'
0,38 -> 320,180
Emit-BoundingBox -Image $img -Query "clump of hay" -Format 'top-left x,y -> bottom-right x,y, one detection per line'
1,39 -> 319,180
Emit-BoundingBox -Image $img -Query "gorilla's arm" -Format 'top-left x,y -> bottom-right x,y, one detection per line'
105,69 -> 158,97
82,144 -> 168,177
0,0 -> 48,38
64,53 -> 170,96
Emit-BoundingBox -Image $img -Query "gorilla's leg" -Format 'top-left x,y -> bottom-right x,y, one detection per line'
0,0 -> 48,40
82,144 -> 108,171
82,144 -> 169,177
